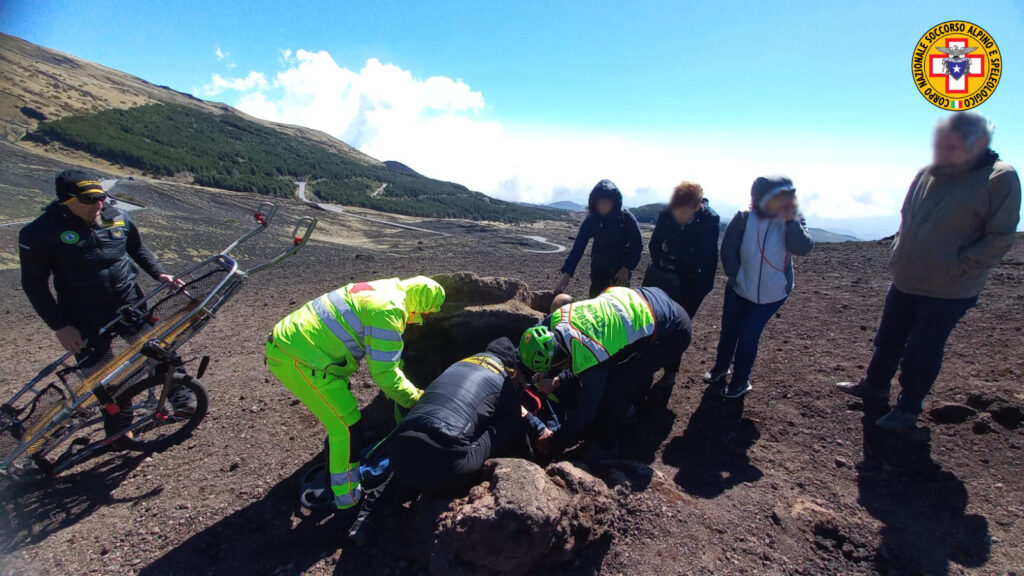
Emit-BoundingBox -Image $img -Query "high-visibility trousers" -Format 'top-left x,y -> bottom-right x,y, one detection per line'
265,341 -> 363,509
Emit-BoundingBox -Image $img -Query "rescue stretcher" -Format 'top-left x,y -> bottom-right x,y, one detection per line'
0,202 -> 316,481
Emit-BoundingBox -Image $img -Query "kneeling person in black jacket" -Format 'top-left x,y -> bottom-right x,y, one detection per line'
348,337 -> 526,545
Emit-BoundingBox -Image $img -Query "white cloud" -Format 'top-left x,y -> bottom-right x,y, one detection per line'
199,50 -> 923,238
214,45 -> 236,69
199,71 -> 268,97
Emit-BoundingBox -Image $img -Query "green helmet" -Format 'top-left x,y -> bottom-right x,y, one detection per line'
520,325 -> 558,373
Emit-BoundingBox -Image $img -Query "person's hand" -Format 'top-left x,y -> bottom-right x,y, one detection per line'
614,267 -> 630,286
159,274 -> 186,288
534,428 -> 555,454
554,272 -> 571,293
56,326 -> 85,354
536,376 -> 560,395
781,197 -> 799,222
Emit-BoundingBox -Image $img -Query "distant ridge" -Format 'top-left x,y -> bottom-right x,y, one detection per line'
628,203 -> 859,243
383,160 -> 422,177
547,200 -> 587,212
0,33 -> 561,224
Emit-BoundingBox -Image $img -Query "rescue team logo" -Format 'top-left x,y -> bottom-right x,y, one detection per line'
60,230 -> 80,244
912,21 -> 1001,111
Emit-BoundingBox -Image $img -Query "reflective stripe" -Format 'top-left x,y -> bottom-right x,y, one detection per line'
602,293 -> 655,343
330,467 -> 362,488
368,347 -> 403,363
311,296 -> 364,359
325,289 -> 364,335
334,485 -> 363,509
367,326 -> 403,342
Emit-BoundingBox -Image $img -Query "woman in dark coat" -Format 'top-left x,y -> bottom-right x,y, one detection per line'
555,179 -> 643,298
643,181 -> 721,320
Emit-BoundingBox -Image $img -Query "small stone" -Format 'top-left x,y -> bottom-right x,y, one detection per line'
834,457 -> 848,468
972,414 -> 994,435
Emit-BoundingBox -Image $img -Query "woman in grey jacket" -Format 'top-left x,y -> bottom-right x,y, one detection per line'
706,175 -> 815,398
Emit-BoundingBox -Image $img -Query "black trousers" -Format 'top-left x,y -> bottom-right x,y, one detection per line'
390,429 -> 493,496
600,327 -> 692,428
864,285 -> 976,415
589,266 -> 630,298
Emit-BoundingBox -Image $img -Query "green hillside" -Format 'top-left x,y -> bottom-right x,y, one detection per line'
630,203 -> 666,224
28,104 -> 559,223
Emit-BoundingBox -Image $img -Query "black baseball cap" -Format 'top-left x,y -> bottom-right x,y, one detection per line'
55,169 -> 106,203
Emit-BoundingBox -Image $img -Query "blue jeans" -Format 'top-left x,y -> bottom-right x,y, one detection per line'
712,286 -> 786,386
865,285 -> 976,415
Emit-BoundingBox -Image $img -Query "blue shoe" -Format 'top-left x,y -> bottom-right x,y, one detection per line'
875,408 -> 918,432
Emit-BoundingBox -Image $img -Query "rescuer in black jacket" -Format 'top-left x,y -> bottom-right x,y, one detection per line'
347,337 -> 526,545
391,336 -> 524,493
18,170 -> 180,361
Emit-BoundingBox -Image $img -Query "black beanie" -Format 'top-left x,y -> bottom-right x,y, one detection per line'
55,169 -> 104,202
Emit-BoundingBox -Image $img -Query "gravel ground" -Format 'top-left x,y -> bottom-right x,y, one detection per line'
1,150 -> 1022,575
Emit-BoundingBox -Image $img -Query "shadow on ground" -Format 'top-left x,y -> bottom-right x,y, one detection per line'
661,390 -> 762,498
856,398 -> 991,574
137,395 -> 423,576
0,452 -> 150,552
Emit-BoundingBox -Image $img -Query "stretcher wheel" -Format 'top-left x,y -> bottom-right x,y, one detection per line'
105,373 -> 209,452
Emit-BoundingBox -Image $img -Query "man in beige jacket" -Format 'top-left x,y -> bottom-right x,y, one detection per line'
838,112 -> 1021,431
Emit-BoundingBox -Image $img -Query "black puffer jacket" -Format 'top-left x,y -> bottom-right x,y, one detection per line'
561,180 -> 643,276
648,199 -> 721,299
18,202 -> 166,331
399,338 -> 522,447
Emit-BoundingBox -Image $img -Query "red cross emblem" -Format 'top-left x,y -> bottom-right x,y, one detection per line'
928,38 -> 984,94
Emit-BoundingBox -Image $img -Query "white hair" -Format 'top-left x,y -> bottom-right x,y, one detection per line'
938,112 -> 994,149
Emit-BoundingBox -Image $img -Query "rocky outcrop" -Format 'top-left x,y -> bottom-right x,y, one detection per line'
422,458 -> 615,576
402,273 -> 554,385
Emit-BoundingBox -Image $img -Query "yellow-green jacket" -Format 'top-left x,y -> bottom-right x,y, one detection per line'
271,276 -> 445,407
549,286 -> 656,375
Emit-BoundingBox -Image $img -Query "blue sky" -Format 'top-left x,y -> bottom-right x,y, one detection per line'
2,0 -> 1022,237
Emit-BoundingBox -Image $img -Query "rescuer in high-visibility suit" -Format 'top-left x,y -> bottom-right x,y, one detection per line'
265,276 -> 446,509
519,286 -> 691,456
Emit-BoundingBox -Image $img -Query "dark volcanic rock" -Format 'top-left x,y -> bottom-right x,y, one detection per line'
928,402 -> 977,424
426,458 -> 615,576
402,273 -> 548,385
988,401 -> 1024,430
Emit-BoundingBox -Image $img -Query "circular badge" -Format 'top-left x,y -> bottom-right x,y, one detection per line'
912,21 -> 1001,111
60,230 -> 80,244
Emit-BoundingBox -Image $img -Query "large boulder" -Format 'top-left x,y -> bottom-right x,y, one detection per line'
424,458 -> 616,576
402,273 -> 554,385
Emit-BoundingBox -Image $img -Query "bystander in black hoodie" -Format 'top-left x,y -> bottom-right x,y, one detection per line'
560,180 -> 643,297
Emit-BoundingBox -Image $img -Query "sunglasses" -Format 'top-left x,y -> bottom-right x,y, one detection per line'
76,194 -> 107,205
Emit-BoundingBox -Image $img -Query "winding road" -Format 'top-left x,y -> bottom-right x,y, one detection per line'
519,234 -> 566,254
295,181 -> 447,236
294,181 -> 564,252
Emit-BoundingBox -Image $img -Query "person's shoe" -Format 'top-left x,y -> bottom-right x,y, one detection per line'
703,367 -> 731,386
835,380 -> 889,400
300,487 -> 336,510
169,387 -> 197,417
347,513 -> 377,547
719,380 -> 752,399
875,408 -> 918,432
654,370 -> 678,390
